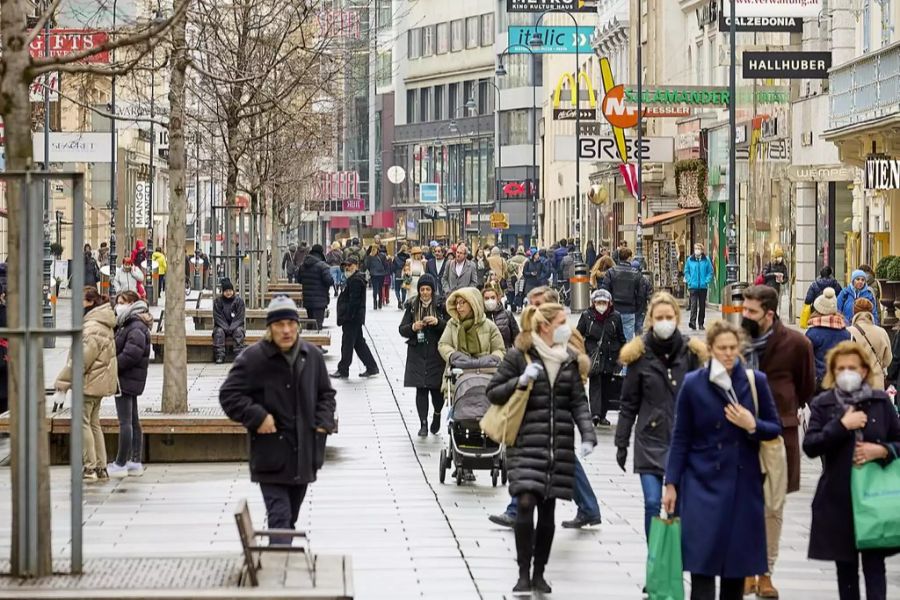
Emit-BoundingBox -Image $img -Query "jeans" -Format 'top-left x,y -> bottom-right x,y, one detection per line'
114,394 -> 143,466
370,275 -> 385,308
337,322 -> 378,375
394,278 -> 407,305
836,551 -> 887,600
635,312 -> 645,335
329,266 -> 344,291
505,458 -> 600,518
690,574 -> 743,600
158,274 -> 166,294
639,473 -> 663,542
689,288 -> 708,328
260,483 -> 308,546
82,395 -> 106,470
621,312 -> 636,341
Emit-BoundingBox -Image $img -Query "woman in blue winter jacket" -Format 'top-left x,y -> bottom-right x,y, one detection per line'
837,270 -> 879,325
806,288 -> 852,387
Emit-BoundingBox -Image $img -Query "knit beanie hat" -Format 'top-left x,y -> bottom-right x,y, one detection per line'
591,289 -> 612,303
310,244 -> 325,259
851,269 -> 867,283
266,295 -> 299,325
417,273 -> 437,294
220,278 -> 234,292
813,287 -> 838,316
853,297 -> 874,315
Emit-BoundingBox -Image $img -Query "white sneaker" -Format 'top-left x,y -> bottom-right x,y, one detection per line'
125,461 -> 145,477
107,462 -> 128,479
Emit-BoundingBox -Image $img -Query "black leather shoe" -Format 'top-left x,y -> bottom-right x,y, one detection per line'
532,575 -> 552,593
359,369 -> 380,378
562,513 -> 603,529
430,414 -> 441,434
488,513 -> 515,528
512,576 -> 531,593
329,371 -> 349,379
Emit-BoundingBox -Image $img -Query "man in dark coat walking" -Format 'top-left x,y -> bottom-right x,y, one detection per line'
296,244 -> 333,329
331,257 -> 379,379
600,247 -> 643,341
741,284 -> 816,597
212,278 -> 246,363
426,245 -> 449,297
220,296 -> 336,545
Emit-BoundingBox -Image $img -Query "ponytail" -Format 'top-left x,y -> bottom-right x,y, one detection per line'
515,302 -> 566,351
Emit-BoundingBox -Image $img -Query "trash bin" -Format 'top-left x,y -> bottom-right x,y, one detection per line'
570,262 -> 591,312
723,282 -> 749,327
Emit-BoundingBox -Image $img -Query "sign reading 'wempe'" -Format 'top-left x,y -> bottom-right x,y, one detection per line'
743,51 -> 832,79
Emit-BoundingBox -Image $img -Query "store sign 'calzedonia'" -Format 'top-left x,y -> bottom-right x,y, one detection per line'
718,15 -> 803,33
865,157 -> 900,190
743,52 -> 832,79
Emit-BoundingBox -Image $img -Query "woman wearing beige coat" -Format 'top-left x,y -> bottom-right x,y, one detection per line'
847,297 -> 892,389
55,287 -> 119,482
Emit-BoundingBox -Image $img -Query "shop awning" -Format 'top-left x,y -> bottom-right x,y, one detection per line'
641,207 -> 702,228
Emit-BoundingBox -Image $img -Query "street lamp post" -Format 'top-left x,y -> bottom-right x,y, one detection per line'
496,43 -> 538,245
533,10 -> 581,254
635,4 -> 645,269
485,79 -> 502,245
194,132 -> 202,290
465,97 -> 484,242
109,0 -> 118,285
725,0 -> 739,285
41,5 -> 55,347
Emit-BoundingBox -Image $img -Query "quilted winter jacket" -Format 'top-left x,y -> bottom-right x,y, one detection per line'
55,304 -> 119,398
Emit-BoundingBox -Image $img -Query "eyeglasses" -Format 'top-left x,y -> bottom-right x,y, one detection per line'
454,300 -> 469,306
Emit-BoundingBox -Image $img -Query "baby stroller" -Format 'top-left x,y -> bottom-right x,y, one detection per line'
438,366 -> 507,487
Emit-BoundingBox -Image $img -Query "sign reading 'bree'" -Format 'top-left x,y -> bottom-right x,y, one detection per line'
743,51 -> 832,79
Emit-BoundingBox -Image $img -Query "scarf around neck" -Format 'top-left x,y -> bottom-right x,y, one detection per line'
532,334 -> 570,388
646,330 -> 684,366
745,328 -> 774,370
456,316 -> 481,356
834,383 -> 873,441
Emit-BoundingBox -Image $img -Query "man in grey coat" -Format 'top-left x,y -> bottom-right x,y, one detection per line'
441,243 -> 478,294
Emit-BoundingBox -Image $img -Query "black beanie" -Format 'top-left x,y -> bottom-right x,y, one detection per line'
221,278 -> 234,292
417,273 -> 437,294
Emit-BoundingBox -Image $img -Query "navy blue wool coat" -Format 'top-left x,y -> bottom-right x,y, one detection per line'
665,363 -> 782,578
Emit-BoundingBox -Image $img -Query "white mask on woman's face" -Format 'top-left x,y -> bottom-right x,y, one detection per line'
115,303 -> 131,317
836,370 -> 863,393
552,323 -> 573,346
594,302 -> 608,313
709,358 -> 733,392
652,319 -> 677,340
484,299 -> 498,312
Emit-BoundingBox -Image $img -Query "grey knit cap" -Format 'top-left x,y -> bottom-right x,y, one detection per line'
266,295 -> 299,325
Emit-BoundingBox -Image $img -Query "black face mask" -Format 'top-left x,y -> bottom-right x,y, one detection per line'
741,316 -> 761,339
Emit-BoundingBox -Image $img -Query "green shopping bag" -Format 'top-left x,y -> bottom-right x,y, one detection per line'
851,460 -> 900,550
646,517 -> 685,600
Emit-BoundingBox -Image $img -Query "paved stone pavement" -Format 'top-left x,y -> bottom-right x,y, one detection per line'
0,294 -> 898,599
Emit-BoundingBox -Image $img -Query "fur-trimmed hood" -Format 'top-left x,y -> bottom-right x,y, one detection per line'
618,333 -> 709,366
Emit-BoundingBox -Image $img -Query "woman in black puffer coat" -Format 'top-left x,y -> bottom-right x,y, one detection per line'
108,290 -> 152,478
482,283 -> 518,349
577,288 -> 626,426
487,302 -> 596,594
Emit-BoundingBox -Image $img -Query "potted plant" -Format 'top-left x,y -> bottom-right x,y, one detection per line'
887,257 -> 900,327
49,242 -> 64,259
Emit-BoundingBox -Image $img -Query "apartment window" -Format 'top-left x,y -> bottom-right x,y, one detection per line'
437,22 -> 449,54
466,16 -> 480,49
449,82 -> 460,117
481,13 -> 494,46
880,0 -> 892,48
420,87 -> 431,122
376,50 -> 392,89
451,19 -> 464,51
478,79 -> 492,115
375,0 -> 392,32
863,0 -> 871,53
406,89 -> 418,123
500,110 -> 532,145
422,25 -> 435,57
434,85 -> 445,121
408,28 -> 421,59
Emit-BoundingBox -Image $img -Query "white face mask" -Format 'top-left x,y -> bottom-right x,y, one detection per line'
694,249 -> 701,257
836,370 -> 863,393
709,358 -> 733,393
552,323 -> 573,346
484,299 -> 498,312
594,302 -> 608,313
652,319 -> 677,340
115,304 -> 131,317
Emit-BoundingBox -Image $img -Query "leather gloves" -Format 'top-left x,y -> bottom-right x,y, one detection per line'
616,446 -> 628,472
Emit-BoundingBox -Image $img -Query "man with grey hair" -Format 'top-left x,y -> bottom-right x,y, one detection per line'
442,243 -> 478,294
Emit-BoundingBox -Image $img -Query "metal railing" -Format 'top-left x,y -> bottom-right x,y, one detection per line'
830,41 -> 900,130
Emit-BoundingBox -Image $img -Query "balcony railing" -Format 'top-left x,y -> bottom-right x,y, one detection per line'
830,41 -> 900,131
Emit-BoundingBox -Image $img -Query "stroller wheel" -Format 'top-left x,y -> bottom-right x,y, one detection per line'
439,449 -> 448,484
455,467 -> 464,486
491,468 -> 499,487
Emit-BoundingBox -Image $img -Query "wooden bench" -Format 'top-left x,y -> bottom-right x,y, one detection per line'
263,291 -> 303,306
234,499 -> 315,587
151,331 -> 331,363
187,307 -> 312,331
268,283 -> 303,293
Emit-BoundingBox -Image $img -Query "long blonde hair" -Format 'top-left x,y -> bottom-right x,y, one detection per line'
516,302 -> 589,379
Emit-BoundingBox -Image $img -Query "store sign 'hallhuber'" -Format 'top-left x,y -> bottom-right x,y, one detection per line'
865,157 -> 900,190
507,0 -> 595,12
743,52 -> 832,79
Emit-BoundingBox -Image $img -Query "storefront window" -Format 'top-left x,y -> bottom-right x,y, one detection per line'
500,110 -> 532,145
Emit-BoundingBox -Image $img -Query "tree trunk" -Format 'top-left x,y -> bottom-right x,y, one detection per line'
1,0 -> 53,576
162,7 -> 189,414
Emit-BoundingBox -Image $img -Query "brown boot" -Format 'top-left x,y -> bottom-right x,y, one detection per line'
743,576 -> 757,596
756,575 -> 779,598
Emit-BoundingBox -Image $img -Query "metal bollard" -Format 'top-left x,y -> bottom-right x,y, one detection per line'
722,282 -> 749,327
570,262 -> 591,312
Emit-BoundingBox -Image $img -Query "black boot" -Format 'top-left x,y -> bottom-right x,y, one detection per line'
430,413 -> 441,434
513,566 -> 531,593
532,567 -> 551,593
417,422 -> 428,437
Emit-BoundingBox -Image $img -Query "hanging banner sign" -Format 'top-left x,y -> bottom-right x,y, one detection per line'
134,181 -> 149,227
865,156 -> 900,190
507,0 -> 595,12
719,15 -> 803,33
29,29 -> 110,63
29,72 -> 59,102
553,136 -> 675,163
507,26 -> 594,54
743,51 -> 832,79
722,0 -> 822,18
32,132 -> 111,163
552,71 -> 597,120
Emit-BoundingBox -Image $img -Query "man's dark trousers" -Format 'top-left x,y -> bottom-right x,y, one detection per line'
307,308 -> 326,330
337,322 -> 377,375
260,483 -> 308,545
689,288 -> 708,328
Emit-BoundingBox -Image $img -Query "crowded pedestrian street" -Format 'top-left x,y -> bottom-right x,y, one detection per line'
1,296 -> 897,599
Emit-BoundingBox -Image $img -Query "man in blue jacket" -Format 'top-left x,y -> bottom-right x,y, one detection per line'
684,242 -> 714,330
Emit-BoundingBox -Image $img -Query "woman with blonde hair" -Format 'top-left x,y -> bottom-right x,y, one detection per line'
590,255 -> 615,289
615,292 -> 707,549
663,320 -> 782,600
804,341 -> 900,600
405,246 -> 427,300
487,302 -> 597,593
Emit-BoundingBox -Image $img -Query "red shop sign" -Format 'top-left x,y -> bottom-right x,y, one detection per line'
342,198 -> 365,211
29,30 -> 110,64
